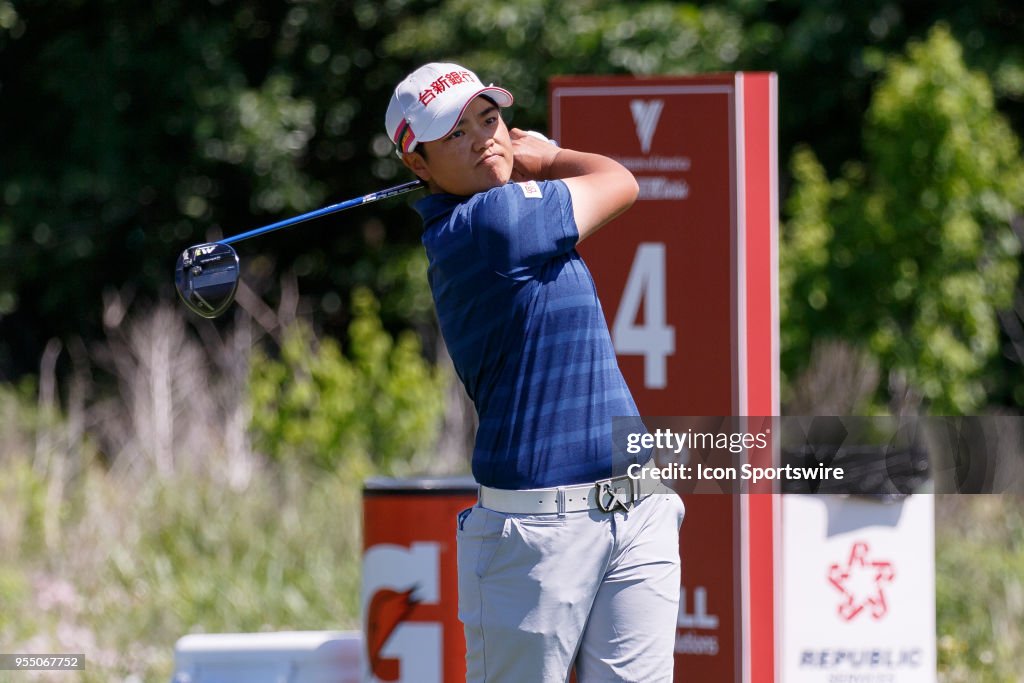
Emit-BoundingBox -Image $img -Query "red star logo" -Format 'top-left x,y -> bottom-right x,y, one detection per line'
827,541 -> 895,621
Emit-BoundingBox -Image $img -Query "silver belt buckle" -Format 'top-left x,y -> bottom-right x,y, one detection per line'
595,476 -> 635,513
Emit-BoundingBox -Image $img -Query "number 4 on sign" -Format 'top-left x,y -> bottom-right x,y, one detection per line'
612,243 -> 676,389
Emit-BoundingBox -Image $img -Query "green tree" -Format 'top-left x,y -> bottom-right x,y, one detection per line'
8,0 -> 1024,412
248,287 -> 445,473
718,0 -> 1024,176
0,0 -> 436,378
781,26 -> 1024,413
384,0 -> 743,132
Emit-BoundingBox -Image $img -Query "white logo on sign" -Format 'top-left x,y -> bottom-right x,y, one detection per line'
195,245 -> 216,256
676,585 -> 720,656
630,99 -> 664,154
678,585 -> 719,629
362,542 -> 442,683
517,180 -> 543,199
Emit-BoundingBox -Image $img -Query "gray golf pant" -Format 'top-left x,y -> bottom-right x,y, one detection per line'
456,492 -> 685,682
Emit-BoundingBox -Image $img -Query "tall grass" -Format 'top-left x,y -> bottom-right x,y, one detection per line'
936,495 -> 1024,682
2,300 -> 1022,681
0,299 -> 401,681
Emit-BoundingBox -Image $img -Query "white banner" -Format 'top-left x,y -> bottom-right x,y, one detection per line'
780,495 -> 936,683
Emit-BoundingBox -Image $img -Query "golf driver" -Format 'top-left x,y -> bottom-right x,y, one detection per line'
174,179 -> 424,318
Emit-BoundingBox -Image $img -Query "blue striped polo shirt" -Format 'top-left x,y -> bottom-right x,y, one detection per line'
416,179 -> 641,490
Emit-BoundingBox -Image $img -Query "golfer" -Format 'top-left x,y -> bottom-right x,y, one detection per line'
386,62 -> 684,682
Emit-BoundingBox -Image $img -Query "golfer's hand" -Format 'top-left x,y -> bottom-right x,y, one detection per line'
509,128 -> 560,183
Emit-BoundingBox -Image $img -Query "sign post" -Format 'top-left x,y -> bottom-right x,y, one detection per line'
550,73 -> 780,683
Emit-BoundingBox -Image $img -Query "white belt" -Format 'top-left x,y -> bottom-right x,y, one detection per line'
478,472 -> 666,515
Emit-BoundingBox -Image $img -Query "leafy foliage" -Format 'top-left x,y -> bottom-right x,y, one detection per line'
721,0 -> 1024,175
0,0 -> 435,377
249,287 -> 446,473
4,0 -> 1024,413
0,296 -> 443,680
781,26 -> 1024,413
386,0 -> 742,131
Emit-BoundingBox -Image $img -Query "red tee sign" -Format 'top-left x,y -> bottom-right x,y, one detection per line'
550,73 -> 779,683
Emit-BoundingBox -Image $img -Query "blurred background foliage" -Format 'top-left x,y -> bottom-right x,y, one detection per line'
248,286 -> 445,473
2,0 -> 1023,680
781,26 -> 1024,414
2,0 -> 1023,412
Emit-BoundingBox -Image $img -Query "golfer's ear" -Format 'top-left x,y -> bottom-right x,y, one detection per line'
402,152 -> 431,183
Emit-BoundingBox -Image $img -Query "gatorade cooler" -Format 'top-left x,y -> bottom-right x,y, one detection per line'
361,476 -> 477,683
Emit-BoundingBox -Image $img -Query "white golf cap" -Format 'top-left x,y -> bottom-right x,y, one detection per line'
385,62 -> 513,154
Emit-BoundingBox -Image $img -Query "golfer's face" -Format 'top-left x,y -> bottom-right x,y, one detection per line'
419,96 -> 514,196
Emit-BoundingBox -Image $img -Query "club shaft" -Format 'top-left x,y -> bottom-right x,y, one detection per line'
219,179 -> 424,246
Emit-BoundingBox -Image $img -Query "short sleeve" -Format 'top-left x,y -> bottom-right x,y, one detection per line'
469,180 -> 579,276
